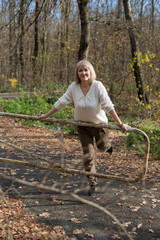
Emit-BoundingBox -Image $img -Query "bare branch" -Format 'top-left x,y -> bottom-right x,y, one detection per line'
0,112 -> 150,182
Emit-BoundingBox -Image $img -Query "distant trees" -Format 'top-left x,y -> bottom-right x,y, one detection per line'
0,0 -> 159,109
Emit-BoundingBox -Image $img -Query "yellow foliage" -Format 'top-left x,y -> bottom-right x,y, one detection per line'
9,78 -> 18,88
145,54 -> 150,62
146,104 -> 151,110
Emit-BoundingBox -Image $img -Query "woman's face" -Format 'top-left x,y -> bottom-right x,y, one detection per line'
77,65 -> 91,83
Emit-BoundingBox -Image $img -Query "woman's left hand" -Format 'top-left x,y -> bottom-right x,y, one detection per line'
120,123 -> 130,132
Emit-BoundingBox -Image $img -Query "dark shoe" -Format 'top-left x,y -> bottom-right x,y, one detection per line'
106,146 -> 113,155
88,185 -> 96,196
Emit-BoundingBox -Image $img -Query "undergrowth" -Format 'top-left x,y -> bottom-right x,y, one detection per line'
127,121 -> 160,160
0,91 -> 74,134
0,91 -> 159,158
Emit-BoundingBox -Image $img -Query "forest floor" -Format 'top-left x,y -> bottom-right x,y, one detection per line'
0,116 -> 160,240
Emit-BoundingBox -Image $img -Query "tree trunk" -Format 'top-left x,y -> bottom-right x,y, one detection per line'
33,0 -> 39,61
65,0 -> 71,84
9,0 -> 13,78
139,0 -> 144,30
19,0 -> 24,85
77,0 -> 90,60
150,0 -> 155,36
59,4 -> 65,84
117,0 -> 122,19
32,0 -> 40,86
122,0 -> 148,104
9,0 -> 17,79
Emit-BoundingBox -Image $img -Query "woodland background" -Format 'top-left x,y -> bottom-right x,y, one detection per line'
0,0 -> 160,119
0,1 -> 160,239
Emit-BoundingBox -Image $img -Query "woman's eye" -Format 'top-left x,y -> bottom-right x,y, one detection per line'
78,68 -> 89,72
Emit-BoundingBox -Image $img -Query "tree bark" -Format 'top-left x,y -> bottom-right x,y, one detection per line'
150,0 -> 155,36
117,0 -> 122,19
9,0 -> 17,79
122,0 -> 148,104
33,1 -> 39,61
77,0 -> 90,60
32,0 -> 40,86
19,0 -> 24,85
139,0 -> 144,30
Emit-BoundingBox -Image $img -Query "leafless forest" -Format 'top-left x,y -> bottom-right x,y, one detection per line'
0,0 -> 160,107
0,1 -> 160,239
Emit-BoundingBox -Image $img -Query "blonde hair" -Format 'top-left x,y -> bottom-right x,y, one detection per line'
74,59 -> 96,84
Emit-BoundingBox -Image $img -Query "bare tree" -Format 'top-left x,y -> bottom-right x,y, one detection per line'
0,0 -> 160,104
9,0 -> 18,79
58,0 -> 71,83
32,0 -> 40,86
19,0 -> 24,85
117,0 -> 122,19
122,0 -> 148,104
139,0 -> 144,30
150,0 -> 155,36
77,0 -> 90,60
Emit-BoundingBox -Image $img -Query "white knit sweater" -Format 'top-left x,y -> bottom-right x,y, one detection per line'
54,80 -> 114,124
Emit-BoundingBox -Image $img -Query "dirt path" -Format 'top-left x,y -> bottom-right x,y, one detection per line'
0,116 -> 160,240
0,92 -> 35,100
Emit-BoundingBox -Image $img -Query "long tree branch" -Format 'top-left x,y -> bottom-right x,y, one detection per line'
0,156 -> 141,182
0,112 -> 150,182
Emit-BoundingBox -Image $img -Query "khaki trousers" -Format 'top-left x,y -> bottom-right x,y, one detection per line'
77,126 -> 110,187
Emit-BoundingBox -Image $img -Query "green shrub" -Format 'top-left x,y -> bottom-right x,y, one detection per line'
1,91 -> 74,134
127,121 -> 160,159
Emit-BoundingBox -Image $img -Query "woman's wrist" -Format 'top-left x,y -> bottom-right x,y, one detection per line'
118,123 -> 123,128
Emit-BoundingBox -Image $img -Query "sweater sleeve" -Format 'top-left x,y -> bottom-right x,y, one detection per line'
54,82 -> 74,110
98,82 -> 114,113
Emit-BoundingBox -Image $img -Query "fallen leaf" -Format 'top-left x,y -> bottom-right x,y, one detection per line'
70,218 -> 81,224
73,229 -> 83,235
110,234 -> 121,239
129,205 -> 140,212
122,221 -> 132,227
85,232 -> 94,238
140,199 -> 147,205
104,227 -> 108,231
95,197 -> 100,200
151,204 -> 156,208
137,223 -> 142,228
39,212 -> 51,218
117,202 -> 123,206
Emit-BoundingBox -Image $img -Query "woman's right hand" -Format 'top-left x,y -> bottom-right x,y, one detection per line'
36,106 -> 58,120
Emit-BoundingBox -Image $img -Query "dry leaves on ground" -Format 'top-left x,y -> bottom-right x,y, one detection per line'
0,196 -> 68,239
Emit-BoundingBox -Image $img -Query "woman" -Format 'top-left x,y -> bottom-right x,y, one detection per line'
37,60 -> 129,196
